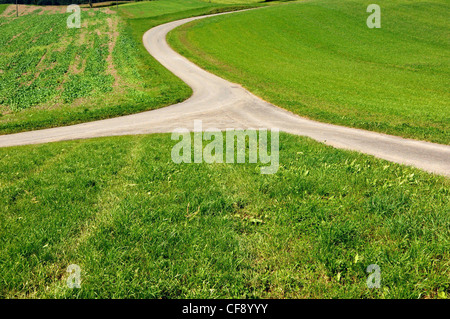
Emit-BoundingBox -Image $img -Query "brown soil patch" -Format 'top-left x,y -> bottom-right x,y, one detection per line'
105,16 -> 120,88
102,7 -> 116,15
68,54 -> 86,75
7,31 -> 24,44
37,5 -> 66,15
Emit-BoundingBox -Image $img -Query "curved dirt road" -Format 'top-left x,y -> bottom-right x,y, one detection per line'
0,10 -> 449,176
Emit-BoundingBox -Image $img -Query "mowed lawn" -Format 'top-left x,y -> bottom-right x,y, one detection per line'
0,133 -> 449,298
118,0 -> 262,20
168,0 -> 450,144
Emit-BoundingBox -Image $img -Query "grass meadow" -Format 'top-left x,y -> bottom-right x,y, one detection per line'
0,133 -> 448,298
168,0 -> 450,144
0,0 -> 448,300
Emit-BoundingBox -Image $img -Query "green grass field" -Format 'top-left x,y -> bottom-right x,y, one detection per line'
1,0 -> 449,300
0,0 -> 266,134
168,0 -> 450,144
119,0 -> 223,19
0,133 -> 448,298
